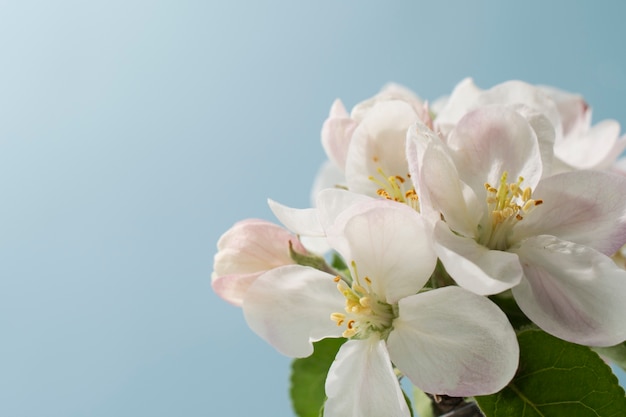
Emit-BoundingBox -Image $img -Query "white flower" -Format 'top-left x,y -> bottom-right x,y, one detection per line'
211,219 -> 308,306
433,78 -> 626,174
314,84 -> 429,203
409,105 -> 626,346
242,199 -> 519,417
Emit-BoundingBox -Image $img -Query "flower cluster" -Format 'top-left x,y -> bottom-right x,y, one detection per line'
212,79 -> 626,417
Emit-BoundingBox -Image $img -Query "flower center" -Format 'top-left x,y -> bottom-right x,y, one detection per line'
368,167 -> 420,211
330,262 -> 396,340
478,171 -> 543,250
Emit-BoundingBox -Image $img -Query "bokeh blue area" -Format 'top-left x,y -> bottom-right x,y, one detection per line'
0,1 -> 625,416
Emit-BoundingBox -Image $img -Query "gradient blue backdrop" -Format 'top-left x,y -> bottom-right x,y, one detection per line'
1,1 -> 625,416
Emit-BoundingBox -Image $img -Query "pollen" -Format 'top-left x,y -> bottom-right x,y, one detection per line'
329,260 -> 396,340
369,167 -> 420,211
480,171 -> 543,250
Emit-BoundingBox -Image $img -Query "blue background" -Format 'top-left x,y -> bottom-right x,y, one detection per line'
1,1 -> 625,416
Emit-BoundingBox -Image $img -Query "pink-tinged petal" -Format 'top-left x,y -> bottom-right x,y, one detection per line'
327,200 -> 437,303
345,100 -> 418,197
434,221 -> 523,295
267,198 -> 324,237
387,287 -> 519,396
512,235 -> 626,346
325,338 -> 410,417
447,106 -> 543,192
214,219 -> 306,275
419,138 -> 483,237
321,99 -> 357,171
212,219 -> 307,305
475,80 -> 562,140
242,265 -> 344,357
315,188 -> 374,231
211,272 -> 258,307
511,170 -> 626,256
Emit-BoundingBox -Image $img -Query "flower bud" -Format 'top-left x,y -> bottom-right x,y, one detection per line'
212,219 -> 307,306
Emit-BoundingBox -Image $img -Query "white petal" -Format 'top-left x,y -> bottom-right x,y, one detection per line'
419,137 -> 482,237
310,160 -> 347,204
434,77 -> 483,136
476,80 -> 563,141
555,119 -> 622,170
325,338 -> 410,417
405,121 -> 445,223
315,188 -> 374,231
387,287 -> 519,396
242,265 -> 344,357
327,200 -> 437,303
434,221 -> 523,295
509,105 -> 556,177
299,235 -> 331,256
351,83 -> 424,123
597,132 -> 626,171
268,198 -> 324,237
345,100 -> 418,197
511,170 -> 626,255
447,106 -> 544,192
512,235 -> 626,346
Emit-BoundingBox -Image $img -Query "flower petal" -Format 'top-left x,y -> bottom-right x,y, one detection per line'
211,271 -> 259,307
325,338 -> 410,417
512,235 -> 626,346
327,200 -> 437,303
387,286 -> 519,396
345,100 -> 418,197
212,219 -> 307,305
447,106 -> 544,192
321,99 -> 357,171
315,187 -> 374,231
434,77 -> 483,136
511,170 -> 626,256
434,221 -> 523,295
555,119 -> 622,170
351,83 -> 425,123
268,198 -> 324,237
214,219 -> 305,275
310,160 -> 347,203
475,80 -> 562,140
242,265 -> 344,357
418,136 -> 482,237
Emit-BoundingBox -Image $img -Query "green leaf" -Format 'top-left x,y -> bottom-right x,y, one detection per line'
476,329 -> 626,417
330,252 -> 347,272
289,241 -> 333,273
594,342 -> 626,373
290,338 -> 346,417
